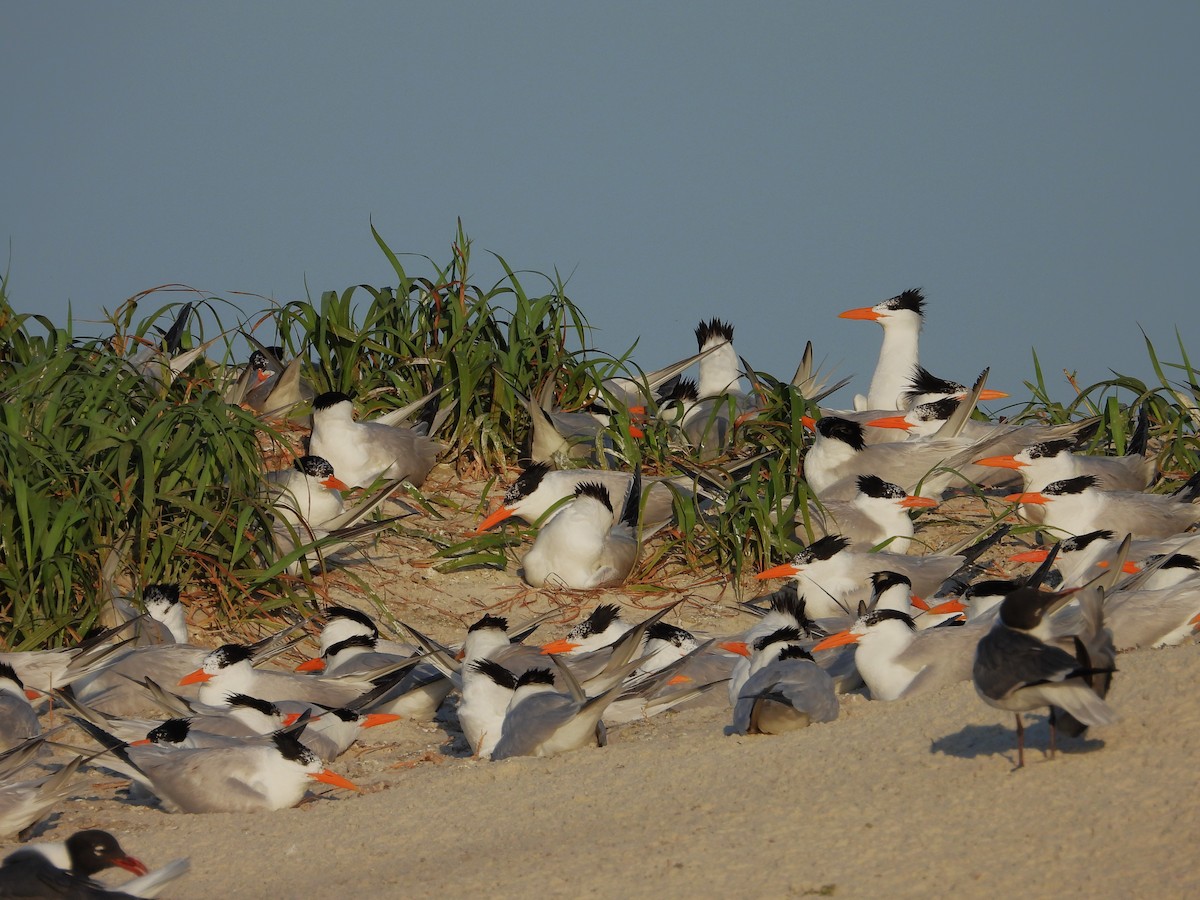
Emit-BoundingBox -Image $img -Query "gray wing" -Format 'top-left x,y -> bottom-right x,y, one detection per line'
491,693 -> 581,760
972,627 -> 1082,702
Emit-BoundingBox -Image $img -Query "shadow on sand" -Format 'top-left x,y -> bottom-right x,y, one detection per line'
931,718 -> 1105,765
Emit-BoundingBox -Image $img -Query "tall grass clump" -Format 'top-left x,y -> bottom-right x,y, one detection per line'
0,279 -> 295,649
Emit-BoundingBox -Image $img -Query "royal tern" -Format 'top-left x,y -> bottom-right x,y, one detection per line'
792,473 -> 936,548
0,751 -> 84,839
977,434 -> 1155,500
308,390 -> 439,489
678,318 -> 754,458
729,627 -> 839,734
812,602 -> 981,701
522,476 -> 641,589
1006,473 -> 1200,539
839,288 -> 925,411
755,534 -> 966,618
474,462 -> 686,534
0,663 -> 41,751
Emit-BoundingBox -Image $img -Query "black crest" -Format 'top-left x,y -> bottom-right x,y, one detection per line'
800,534 -> 851,562
142,583 -> 180,606
468,614 -> 510,634
645,621 -> 693,646
857,474 -> 905,500
211,643 -> 254,667
324,605 -> 379,634
312,391 -> 353,412
571,603 -> 622,639
272,730 -> 318,764
1044,475 -> 1098,495
862,608 -> 917,631
754,625 -> 805,652
881,288 -> 925,316
146,718 -> 191,744
226,694 -> 280,717
694,317 -> 735,350
870,571 -> 913,596
516,667 -> 556,687
506,462 -> 552,504
470,658 -> 520,689
1025,440 -> 1074,460
574,481 -> 614,512
295,455 -> 337,479
778,645 -> 816,662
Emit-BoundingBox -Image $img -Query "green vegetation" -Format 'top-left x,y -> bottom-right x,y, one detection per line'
1,225 -> 1196,647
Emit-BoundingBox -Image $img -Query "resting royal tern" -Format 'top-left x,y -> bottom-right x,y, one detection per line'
0,663 -> 41,751
729,627 -> 839,734
263,455 -> 350,530
0,752 -> 84,838
87,726 -> 357,813
460,659 -> 520,758
793,473 -> 936,548
522,476 -> 641,589
899,365 -> 1009,409
308,390 -> 439,488
1006,473 -> 1200,539
490,654 -> 645,760
474,462 -> 686,534
977,435 -> 1155,499
972,577 -> 1118,768
802,415 -> 1001,500
755,534 -> 966,618
812,603 -> 982,701
839,288 -> 925,411
1008,529 -> 1200,589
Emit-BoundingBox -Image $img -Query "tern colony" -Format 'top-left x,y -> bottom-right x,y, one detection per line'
4,290 -> 1199,890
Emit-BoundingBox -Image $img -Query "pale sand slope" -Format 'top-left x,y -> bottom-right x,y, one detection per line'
5,642 -> 1196,898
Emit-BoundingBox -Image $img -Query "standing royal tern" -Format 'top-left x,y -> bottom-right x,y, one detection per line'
522,476 -> 642,589
679,318 -> 755,458
972,575 -> 1118,768
729,627 -> 839,734
977,434 -> 1155,499
839,288 -> 925,411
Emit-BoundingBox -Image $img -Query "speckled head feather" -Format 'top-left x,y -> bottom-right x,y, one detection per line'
881,288 -> 925,316
210,644 -> 254,667
863,608 -> 917,631
468,614 -> 510,634
505,462 -> 552,504
295,455 -> 337,479
1059,530 -> 1114,553
815,416 -> 866,452
911,397 -> 959,423
142,583 -> 180,606
272,729 -> 319,764
798,534 -> 851,563
312,391 -> 353,412
248,349 -> 278,373
1024,440 -> 1074,460
569,603 -> 622,640
146,718 -> 191,744
1043,475 -> 1098,495
645,621 -> 694,646
694,317 -> 734,351
857,474 -> 905,500
574,481 -> 614,512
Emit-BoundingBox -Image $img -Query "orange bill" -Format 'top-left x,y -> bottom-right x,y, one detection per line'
865,415 -> 912,430
311,769 -> 359,791
294,657 -> 326,673
1004,492 -> 1047,504
755,563 -> 799,580
926,598 -> 967,616
979,389 -> 1009,401
812,630 -> 859,651
179,668 -> 212,685
282,712 -> 303,726
321,476 -> 350,491
540,639 -> 580,655
800,415 -> 817,430
838,306 -> 881,321
976,455 -> 1025,469
362,713 -> 402,729
718,640 -> 750,658
1096,560 -> 1142,574
901,495 -> 937,509
628,424 -> 646,439
474,505 -> 516,535
910,596 -> 929,611
666,674 -> 693,685
24,688 -> 40,701
1010,549 -> 1050,564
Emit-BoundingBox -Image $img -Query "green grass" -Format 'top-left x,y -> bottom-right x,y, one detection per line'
2,224 -> 1197,643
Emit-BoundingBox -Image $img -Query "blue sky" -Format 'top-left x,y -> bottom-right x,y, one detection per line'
4,3 -> 1197,406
